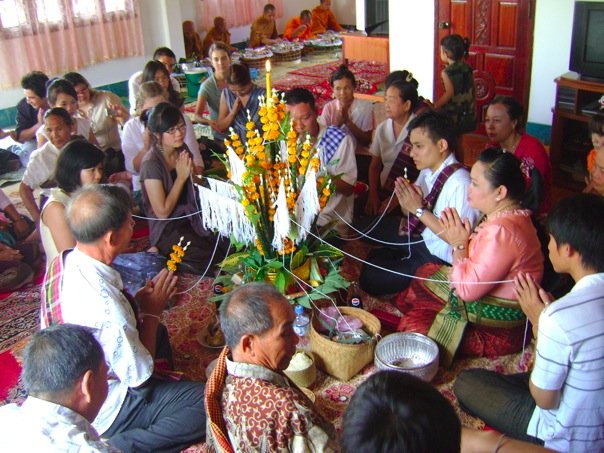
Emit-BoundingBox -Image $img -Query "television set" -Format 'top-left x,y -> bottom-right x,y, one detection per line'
570,1 -> 604,81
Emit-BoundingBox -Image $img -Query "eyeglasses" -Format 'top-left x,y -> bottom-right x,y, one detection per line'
166,123 -> 186,135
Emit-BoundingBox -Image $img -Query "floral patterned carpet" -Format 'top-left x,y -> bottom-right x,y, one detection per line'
0,180 -> 535,449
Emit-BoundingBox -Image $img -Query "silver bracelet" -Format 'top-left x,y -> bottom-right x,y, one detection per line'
141,313 -> 161,321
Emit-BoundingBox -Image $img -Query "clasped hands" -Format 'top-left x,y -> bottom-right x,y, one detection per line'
135,268 -> 178,317
439,207 -> 472,248
394,176 -> 424,214
514,272 -> 552,337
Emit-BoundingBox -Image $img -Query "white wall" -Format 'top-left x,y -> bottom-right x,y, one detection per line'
333,0 -> 357,26
388,0 -> 435,102
527,0 -> 574,125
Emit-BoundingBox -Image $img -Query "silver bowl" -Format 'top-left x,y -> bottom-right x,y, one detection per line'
374,332 -> 439,382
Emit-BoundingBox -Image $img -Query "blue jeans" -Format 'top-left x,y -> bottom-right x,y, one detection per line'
454,369 -> 543,444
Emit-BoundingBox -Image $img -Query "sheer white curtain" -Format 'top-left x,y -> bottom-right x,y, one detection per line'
0,0 -> 144,88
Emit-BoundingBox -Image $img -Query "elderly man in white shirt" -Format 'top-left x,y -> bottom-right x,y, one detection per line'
19,107 -> 75,222
40,184 -> 206,453
0,324 -> 119,452
360,110 -> 479,296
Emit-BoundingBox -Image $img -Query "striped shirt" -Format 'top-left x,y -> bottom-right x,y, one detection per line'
528,273 -> 604,451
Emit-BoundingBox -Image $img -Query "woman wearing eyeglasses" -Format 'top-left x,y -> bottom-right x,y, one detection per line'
140,102 -> 227,272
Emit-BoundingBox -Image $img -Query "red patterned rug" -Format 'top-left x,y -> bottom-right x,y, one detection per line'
287,60 -> 387,92
0,237 -> 536,450
0,351 -> 21,401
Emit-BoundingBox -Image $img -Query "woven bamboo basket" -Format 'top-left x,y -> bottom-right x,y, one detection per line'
242,56 -> 271,69
273,49 -> 302,62
310,307 -> 381,381
284,350 -> 316,388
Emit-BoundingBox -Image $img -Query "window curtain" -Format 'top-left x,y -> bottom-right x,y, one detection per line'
196,0 -> 284,31
0,0 -> 144,89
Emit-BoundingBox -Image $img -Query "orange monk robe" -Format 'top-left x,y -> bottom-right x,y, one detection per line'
248,15 -> 278,48
184,32 -> 204,59
283,17 -> 313,41
310,6 -> 343,35
202,28 -> 232,57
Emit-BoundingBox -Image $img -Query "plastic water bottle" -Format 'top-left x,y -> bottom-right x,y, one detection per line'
293,304 -> 310,350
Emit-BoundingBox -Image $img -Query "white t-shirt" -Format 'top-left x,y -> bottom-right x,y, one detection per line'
22,141 -> 61,192
319,98 -> 374,137
415,153 -> 479,262
527,273 -> 604,451
316,126 -> 357,232
370,115 -> 415,187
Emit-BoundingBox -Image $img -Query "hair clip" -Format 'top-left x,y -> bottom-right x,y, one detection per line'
405,72 -> 414,82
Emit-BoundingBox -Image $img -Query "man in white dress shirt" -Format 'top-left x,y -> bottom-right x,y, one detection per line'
0,324 -> 119,452
40,184 -> 206,452
360,110 -> 479,295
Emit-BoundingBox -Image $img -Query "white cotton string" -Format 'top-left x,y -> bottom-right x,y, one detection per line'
133,209 -> 204,221
333,209 -> 447,246
336,190 -> 398,241
175,236 -> 229,294
281,262 -> 356,333
176,177 -> 233,294
290,218 -> 515,286
519,317 -> 531,370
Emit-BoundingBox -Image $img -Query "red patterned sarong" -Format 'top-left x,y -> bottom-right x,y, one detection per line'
396,263 -> 528,359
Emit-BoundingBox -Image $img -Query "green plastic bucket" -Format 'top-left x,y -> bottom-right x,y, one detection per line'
184,68 -> 209,98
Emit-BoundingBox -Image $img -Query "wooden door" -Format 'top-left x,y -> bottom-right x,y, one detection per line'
435,0 -> 535,132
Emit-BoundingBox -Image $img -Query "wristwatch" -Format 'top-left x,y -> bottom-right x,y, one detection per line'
415,207 -> 426,218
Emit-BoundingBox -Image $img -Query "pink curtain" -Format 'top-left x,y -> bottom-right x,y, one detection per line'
197,0 -> 284,31
0,0 -> 144,89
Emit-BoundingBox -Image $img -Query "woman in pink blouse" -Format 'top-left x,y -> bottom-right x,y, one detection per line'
396,147 -> 544,360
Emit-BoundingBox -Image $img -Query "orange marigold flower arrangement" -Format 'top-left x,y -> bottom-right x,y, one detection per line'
205,89 -> 348,306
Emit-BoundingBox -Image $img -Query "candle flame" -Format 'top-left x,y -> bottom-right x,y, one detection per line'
265,59 -> 271,72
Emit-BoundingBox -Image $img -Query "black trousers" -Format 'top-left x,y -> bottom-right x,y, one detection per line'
359,240 -> 444,295
454,369 -> 544,445
104,378 -> 206,453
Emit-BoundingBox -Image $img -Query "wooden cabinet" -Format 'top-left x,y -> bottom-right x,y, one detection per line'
550,74 -> 604,190
341,33 -> 389,70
